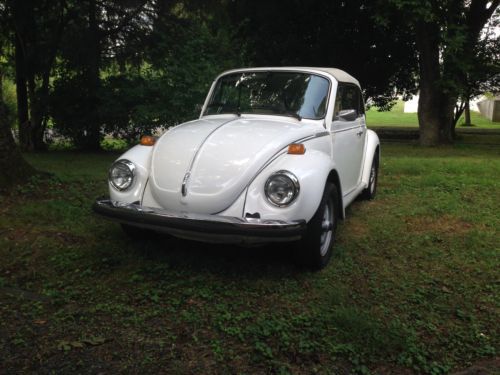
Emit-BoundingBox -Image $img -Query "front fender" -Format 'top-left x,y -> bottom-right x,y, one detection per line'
244,149 -> 336,223
109,145 -> 154,204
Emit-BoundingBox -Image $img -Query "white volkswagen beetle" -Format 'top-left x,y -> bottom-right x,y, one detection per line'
93,67 -> 380,269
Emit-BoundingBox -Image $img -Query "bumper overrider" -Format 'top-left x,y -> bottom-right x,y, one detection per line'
92,199 -> 306,244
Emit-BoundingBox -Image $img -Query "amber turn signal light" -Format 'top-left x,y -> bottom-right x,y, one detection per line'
287,143 -> 306,154
140,135 -> 156,146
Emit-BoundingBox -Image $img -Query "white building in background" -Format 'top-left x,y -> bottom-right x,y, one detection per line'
403,95 -> 419,113
403,95 -> 482,113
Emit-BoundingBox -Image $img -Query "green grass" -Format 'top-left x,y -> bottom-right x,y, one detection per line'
0,145 -> 499,374
367,101 -> 499,129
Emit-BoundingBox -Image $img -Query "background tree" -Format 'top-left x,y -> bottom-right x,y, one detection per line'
50,0 -> 244,148
8,0 -> 69,151
0,5 -> 34,189
453,19 -> 500,130
0,0 -> 498,159
376,0 -> 500,145
228,0 -> 419,109
50,0 -> 152,150
0,68 -> 34,188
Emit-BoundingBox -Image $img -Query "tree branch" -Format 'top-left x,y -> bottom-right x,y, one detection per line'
467,0 -> 500,41
100,1 -> 149,39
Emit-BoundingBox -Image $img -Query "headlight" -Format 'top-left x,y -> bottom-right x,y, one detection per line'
109,159 -> 135,191
265,171 -> 300,207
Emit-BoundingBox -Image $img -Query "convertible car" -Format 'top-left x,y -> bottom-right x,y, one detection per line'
93,67 -> 380,269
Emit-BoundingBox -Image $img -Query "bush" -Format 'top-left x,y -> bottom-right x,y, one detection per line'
49,74 -> 102,149
2,78 -> 17,130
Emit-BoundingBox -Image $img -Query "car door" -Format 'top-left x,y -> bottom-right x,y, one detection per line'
330,83 -> 366,196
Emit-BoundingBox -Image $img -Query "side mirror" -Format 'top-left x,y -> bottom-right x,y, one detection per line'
195,103 -> 203,114
334,109 -> 358,122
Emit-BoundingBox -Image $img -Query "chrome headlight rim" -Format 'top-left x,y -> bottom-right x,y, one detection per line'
264,170 -> 300,207
108,159 -> 136,191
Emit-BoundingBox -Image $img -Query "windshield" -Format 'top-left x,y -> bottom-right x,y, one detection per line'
203,71 -> 330,120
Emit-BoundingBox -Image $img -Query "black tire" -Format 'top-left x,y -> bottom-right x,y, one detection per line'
294,182 -> 339,270
361,154 -> 379,200
121,224 -> 155,239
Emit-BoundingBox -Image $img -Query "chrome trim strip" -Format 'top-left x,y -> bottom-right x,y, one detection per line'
140,177 -> 150,204
330,125 -> 360,134
93,199 -> 306,242
342,185 -> 358,197
313,131 -> 330,138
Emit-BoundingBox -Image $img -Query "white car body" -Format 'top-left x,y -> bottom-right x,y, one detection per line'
94,67 -> 380,267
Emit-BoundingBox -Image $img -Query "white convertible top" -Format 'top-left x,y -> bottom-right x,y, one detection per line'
217,66 -> 360,86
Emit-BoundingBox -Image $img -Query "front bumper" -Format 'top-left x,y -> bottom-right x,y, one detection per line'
92,199 -> 306,244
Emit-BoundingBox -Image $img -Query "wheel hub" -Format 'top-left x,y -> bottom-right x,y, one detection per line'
320,198 -> 334,256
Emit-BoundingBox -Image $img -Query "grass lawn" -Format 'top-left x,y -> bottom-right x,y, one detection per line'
367,101 -> 500,129
1,144 -> 499,374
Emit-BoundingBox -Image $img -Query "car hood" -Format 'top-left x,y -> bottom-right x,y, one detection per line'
150,116 -> 320,214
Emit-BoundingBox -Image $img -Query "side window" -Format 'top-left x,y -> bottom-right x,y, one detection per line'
334,84 -> 360,119
335,84 -> 360,116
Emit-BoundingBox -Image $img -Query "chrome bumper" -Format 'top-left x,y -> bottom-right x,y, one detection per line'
92,199 -> 306,244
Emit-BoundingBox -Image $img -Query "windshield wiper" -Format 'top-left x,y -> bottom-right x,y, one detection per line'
206,102 -> 241,116
280,109 -> 302,121
249,105 -> 302,121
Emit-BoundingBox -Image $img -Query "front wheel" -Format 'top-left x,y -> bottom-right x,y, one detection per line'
294,182 -> 339,270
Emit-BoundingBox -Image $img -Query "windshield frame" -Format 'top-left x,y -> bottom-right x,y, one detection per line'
202,70 -> 333,121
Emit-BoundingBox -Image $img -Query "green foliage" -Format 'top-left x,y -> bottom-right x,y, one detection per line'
1,78 -> 17,129
49,4 -> 245,147
229,0 -> 419,107
374,0 -> 500,139
1,0 -> 498,148
49,74 -> 100,149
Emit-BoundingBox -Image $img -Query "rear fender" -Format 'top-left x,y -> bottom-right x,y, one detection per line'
361,129 -> 380,187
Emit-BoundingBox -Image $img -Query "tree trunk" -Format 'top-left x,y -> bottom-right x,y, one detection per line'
85,0 -> 102,150
451,101 -> 466,139
416,21 -> 455,146
0,67 -> 35,189
13,0 -> 47,152
12,0 -> 62,152
26,71 -> 50,151
25,74 -> 37,151
14,33 -> 29,147
464,99 -> 471,126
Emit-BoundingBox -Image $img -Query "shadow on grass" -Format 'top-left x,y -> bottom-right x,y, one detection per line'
115,229 -> 304,278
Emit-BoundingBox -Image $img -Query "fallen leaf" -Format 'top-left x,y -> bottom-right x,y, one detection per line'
71,341 -> 84,348
82,336 -> 106,346
57,341 -> 71,351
